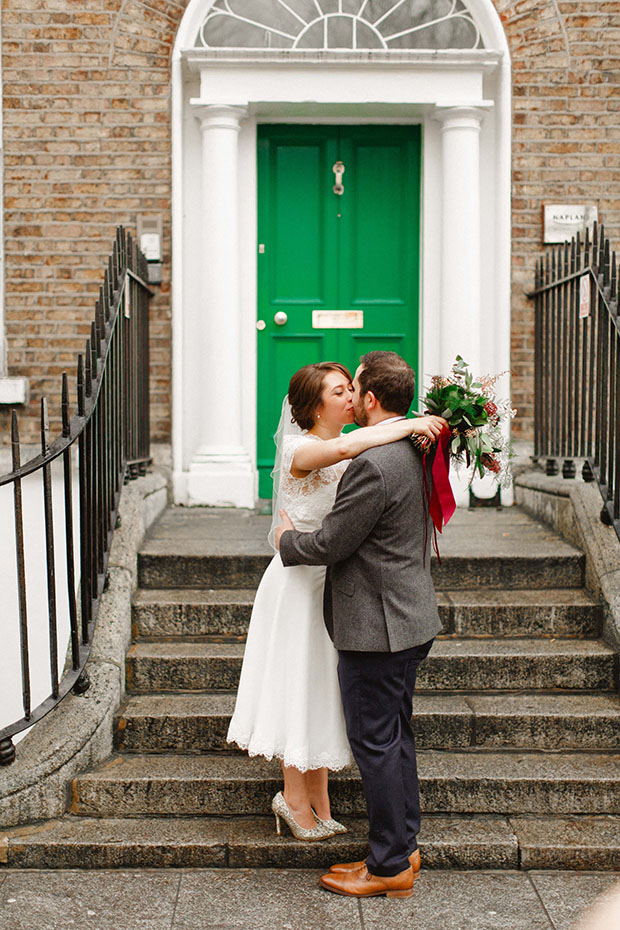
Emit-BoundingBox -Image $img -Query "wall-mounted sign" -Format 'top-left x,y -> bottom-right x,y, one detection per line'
312,310 -> 364,329
579,274 -> 591,319
124,271 -> 131,318
137,214 -> 163,285
543,204 -> 598,244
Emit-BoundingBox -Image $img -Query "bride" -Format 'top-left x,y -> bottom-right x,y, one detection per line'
227,361 -> 445,841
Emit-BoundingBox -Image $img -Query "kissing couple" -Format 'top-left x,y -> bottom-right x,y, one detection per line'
227,350 -> 447,898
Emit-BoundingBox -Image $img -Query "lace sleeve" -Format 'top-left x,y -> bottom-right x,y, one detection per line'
281,435 -> 313,477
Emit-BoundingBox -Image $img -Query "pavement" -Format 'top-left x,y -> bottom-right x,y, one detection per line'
1,868 -> 620,930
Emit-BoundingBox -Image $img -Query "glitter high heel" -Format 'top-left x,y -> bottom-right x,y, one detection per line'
272,792 -> 334,842
314,814 -> 348,835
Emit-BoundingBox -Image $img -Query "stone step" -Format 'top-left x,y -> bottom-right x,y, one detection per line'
131,587 -> 602,640
132,589 -> 255,640
138,507 -> 586,590
125,639 -> 618,694
0,815 -> 517,871
509,815 -> 620,870
5,813 -> 619,871
137,550 -> 585,591
114,691 -> 620,754
444,589 -> 602,639
72,751 -> 620,817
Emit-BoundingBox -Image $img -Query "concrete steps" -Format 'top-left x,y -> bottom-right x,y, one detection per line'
4,813 -> 619,871
125,638 -> 618,694
136,506 -> 585,590
114,691 -> 620,753
71,750 -> 620,818
133,588 -> 256,639
138,551 -> 585,591
132,587 -> 603,640
7,506 -> 617,871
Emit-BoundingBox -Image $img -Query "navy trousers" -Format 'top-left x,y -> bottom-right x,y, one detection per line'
337,638 -> 434,877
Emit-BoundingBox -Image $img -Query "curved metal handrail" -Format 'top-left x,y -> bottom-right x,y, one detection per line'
0,228 -> 152,765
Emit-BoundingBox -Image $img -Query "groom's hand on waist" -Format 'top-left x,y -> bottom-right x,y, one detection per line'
275,509 -> 295,550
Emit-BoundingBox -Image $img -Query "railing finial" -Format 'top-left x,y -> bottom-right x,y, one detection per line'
85,338 -> 93,398
90,321 -> 99,368
77,354 -> 85,416
11,409 -> 20,470
62,372 -> 70,438
40,397 -> 49,455
603,237 -> 611,291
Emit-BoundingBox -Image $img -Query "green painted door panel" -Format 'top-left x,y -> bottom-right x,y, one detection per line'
257,124 -> 421,498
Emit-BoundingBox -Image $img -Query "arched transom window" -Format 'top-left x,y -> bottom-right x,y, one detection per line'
196,0 -> 484,50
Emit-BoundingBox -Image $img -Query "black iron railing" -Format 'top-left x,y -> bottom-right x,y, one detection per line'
0,227 -> 151,765
528,223 -> 619,540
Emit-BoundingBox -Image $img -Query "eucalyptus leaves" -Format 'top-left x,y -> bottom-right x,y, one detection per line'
423,356 -> 515,486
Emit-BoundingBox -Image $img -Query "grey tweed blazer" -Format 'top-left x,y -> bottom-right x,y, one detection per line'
279,437 -> 443,652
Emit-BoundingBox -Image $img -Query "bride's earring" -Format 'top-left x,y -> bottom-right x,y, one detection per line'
317,414 -> 321,419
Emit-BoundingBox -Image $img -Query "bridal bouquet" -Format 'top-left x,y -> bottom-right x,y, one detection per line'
418,356 -> 516,488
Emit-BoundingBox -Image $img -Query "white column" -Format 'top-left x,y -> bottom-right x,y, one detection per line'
187,104 -> 254,507
433,103 -> 492,506
433,104 -> 491,377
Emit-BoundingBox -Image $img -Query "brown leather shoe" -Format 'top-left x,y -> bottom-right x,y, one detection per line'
329,848 -> 421,876
320,864 -> 414,898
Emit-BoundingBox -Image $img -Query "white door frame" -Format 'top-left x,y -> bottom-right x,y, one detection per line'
171,5 -> 511,507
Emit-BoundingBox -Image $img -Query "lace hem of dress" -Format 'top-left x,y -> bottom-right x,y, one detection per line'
227,732 -> 352,773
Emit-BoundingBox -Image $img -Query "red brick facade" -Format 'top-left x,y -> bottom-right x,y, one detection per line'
1,0 -> 618,444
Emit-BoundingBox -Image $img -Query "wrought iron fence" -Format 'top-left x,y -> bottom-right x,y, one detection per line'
528,223 -> 619,540
0,227 -> 151,765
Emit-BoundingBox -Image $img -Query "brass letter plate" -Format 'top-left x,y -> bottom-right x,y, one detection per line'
312,310 -> 363,329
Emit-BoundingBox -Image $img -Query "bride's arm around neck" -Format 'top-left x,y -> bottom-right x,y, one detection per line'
292,418 -> 419,476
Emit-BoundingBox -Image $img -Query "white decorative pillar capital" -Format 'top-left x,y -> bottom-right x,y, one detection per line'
186,101 -> 254,507
193,104 -> 248,133
432,104 -> 489,132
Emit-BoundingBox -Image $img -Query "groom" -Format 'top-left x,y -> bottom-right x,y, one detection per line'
276,350 -> 444,899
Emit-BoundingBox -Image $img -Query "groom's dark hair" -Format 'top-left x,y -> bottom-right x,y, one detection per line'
358,351 -> 415,416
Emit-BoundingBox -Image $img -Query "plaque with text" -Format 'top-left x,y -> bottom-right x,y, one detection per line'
312,310 -> 364,329
544,204 -> 598,244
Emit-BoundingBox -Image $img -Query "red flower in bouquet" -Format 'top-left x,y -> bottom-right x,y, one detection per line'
484,401 -> 499,425
480,453 -> 502,474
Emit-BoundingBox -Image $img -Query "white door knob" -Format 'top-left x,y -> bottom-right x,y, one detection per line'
274,311 -> 288,326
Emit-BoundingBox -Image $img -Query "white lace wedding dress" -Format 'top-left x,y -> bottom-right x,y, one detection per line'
226,434 -> 353,771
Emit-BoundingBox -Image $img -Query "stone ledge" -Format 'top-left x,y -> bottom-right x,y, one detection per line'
515,470 -> 620,652
0,466 -> 169,828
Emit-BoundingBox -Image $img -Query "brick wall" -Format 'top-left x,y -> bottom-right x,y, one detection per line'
498,0 -> 620,438
1,0 -> 618,445
0,0 -> 183,444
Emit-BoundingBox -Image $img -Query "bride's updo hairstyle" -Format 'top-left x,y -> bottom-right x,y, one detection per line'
289,362 -> 352,431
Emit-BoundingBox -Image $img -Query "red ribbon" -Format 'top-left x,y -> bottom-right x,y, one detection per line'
427,426 -> 456,533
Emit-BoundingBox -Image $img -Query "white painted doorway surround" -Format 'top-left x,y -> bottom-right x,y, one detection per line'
171,1 -> 511,508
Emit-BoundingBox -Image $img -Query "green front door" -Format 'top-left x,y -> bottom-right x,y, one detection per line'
256,124 -> 421,498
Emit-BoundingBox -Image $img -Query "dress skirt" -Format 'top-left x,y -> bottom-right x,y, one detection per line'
227,552 -> 353,772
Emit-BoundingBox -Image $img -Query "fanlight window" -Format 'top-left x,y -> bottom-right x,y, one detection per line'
196,0 -> 484,51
